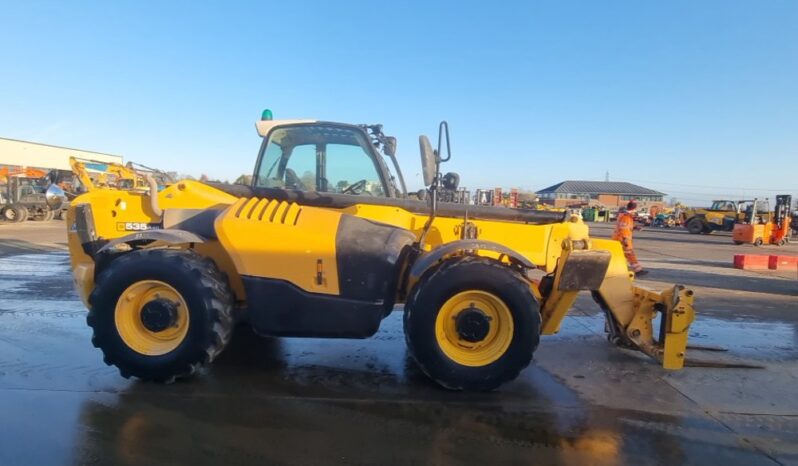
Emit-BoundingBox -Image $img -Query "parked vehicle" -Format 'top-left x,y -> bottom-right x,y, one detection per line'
0,176 -> 64,222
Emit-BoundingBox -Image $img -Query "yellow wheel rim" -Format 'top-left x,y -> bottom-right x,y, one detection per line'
114,280 -> 189,356
434,290 -> 514,367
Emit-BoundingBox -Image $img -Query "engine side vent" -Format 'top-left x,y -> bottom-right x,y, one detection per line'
234,198 -> 302,225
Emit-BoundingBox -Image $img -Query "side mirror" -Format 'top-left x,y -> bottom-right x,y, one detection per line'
45,184 -> 65,210
419,135 -> 437,187
383,136 -> 397,157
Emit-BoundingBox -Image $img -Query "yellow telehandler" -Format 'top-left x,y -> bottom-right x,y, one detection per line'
66,114 -> 695,390
682,200 -> 759,234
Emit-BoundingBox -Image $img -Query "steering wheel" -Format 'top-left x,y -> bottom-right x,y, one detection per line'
342,179 -> 368,195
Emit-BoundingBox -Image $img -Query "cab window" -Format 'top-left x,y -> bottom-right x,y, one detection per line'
255,125 -> 386,196
325,143 -> 385,196
283,145 -> 316,190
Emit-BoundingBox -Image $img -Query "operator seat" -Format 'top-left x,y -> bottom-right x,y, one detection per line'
285,168 -> 306,190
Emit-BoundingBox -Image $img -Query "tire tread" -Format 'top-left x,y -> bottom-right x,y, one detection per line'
404,256 -> 540,391
87,249 -> 234,383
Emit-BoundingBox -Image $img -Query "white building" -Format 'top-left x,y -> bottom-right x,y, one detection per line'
0,137 -> 122,171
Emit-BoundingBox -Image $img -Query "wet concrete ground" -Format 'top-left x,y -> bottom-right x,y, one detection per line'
0,221 -> 796,465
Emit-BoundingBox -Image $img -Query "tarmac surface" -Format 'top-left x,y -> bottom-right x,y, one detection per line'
0,220 -> 796,465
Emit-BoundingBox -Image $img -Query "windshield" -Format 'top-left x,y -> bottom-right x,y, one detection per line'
255,124 -> 387,196
710,200 -> 735,210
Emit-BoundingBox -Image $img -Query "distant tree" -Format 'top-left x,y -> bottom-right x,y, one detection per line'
336,180 -> 349,191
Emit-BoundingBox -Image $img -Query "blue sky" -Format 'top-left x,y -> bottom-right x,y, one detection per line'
1,1 -> 796,204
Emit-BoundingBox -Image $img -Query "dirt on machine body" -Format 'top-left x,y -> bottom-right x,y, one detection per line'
66,115 -> 696,390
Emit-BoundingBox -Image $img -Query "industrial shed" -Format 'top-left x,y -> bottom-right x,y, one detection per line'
0,137 -> 122,171
536,180 -> 666,209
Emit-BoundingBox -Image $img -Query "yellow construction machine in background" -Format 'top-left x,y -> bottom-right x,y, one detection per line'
66,115 -> 696,390
69,157 -> 173,193
682,199 -> 755,234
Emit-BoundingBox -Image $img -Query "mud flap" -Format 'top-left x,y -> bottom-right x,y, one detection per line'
557,250 -> 611,291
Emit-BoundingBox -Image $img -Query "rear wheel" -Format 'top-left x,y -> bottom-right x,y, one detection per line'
754,238 -> 764,246
31,208 -> 49,221
88,249 -> 234,383
404,257 -> 540,391
686,218 -> 704,235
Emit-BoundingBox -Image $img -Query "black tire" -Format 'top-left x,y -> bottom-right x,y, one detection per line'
686,218 -> 704,235
31,208 -> 47,221
16,206 -> 29,222
404,257 -> 540,391
88,249 -> 234,383
754,238 -> 763,247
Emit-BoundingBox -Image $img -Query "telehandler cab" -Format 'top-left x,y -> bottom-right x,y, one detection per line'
67,113 -> 696,390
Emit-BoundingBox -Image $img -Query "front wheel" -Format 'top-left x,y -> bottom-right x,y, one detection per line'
686,218 -> 704,234
3,205 -> 28,223
88,249 -> 234,383
404,257 -> 540,391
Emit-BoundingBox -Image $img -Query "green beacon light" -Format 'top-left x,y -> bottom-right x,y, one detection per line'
261,109 -> 273,121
